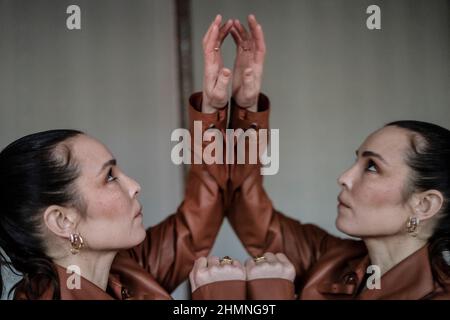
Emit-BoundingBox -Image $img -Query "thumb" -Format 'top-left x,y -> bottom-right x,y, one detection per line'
190,257 -> 207,292
213,68 -> 232,100
242,68 -> 256,94
244,257 -> 256,270
189,270 -> 196,292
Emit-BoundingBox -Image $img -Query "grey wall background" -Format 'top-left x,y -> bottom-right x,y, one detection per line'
1,0 -> 449,299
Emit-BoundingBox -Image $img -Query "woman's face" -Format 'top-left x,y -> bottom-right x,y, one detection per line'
336,126 -> 416,238
70,134 -> 146,251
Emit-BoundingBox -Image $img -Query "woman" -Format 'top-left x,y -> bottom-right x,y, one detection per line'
0,15 -> 234,300
190,15 -> 450,300
226,118 -> 450,299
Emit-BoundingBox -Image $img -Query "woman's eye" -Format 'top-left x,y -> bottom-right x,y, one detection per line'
106,168 -> 117,182
366,160 -> 378,173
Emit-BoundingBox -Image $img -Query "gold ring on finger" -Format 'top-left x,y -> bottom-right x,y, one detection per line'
254,256 -> 266,264
219,256 -> 233,265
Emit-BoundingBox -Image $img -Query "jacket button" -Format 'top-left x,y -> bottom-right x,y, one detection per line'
344,273 -> 357,284
121,287 -> 131,299
249,122 -> 258,130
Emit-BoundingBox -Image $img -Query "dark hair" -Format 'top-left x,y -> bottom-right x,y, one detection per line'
385,120 -> 450,286
0,129 -> 84,299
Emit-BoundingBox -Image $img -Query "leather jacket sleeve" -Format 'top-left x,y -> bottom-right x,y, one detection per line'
121,92 -> 228,293
247,278 -> 296,300
227,94 -> 345,291
190,278 -> 294,300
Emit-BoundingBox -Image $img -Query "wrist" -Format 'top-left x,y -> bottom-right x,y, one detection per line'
232,95 -> 259,112
232,101 -> 258,112
247,104 -> 258,113
202,104 -> 218,114
202,93 -> 227,114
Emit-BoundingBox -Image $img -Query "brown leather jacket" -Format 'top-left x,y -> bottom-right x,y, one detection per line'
226,94 -> 450,300
192,93 -> 297,300
14,93 -> 229,300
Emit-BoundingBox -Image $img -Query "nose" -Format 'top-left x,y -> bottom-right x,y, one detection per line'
337,165 -> 356,190
124,174 -> 141,198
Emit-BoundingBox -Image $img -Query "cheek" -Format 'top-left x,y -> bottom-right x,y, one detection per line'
82,189 -> 144,249
355,178 -> 404,211
89,188 -> 130,220
339,178 -> 408,236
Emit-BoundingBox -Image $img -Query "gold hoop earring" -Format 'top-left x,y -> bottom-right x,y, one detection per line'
406,217 -> 420,237
70,233 -> 84,254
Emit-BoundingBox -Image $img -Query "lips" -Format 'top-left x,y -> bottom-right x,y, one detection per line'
134,205 -> 143,218
337,195 -> 351,208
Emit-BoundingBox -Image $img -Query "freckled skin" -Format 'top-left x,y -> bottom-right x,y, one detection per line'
336,126 -> 416,238
69,134 -> 146,251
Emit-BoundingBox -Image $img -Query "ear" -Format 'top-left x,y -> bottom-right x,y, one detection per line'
412,190 -> 444,221
43,205 -> 79,239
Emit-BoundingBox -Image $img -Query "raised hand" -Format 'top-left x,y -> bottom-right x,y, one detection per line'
245,252 -> 296,282
202,15 -> 233,113
230,14 -> 266,112
189,256 -> 246,292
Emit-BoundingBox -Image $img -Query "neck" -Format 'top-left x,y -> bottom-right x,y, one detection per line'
363,234 -> 427,276
54,250 -> 117,291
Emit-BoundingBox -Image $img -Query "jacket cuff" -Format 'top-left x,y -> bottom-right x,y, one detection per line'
228,93 -> 270,193
189,92 -> 228,132
247,278 -> 296,300
191,280 -> 246,300
188,92 -> 229,190
230,93 -> 270,131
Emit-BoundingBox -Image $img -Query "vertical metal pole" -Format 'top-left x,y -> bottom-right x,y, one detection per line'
175,0 -> 193,180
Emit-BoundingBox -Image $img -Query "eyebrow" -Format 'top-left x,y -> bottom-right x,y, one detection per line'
98,159 -> 117,176
355,150 -> 388,165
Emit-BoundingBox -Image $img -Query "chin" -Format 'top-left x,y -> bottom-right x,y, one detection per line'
135,227 -> 146,243
126,227 -> 147,248
335,215 -> 359,237
335,215 -> 346,233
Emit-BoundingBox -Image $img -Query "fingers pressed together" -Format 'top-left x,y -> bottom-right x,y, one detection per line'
201,14 -> 266,113
189,252 -> 296,293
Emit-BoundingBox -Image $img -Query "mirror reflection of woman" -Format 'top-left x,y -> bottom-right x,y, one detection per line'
0,16 -> 233,300
190,15 -> 450,300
